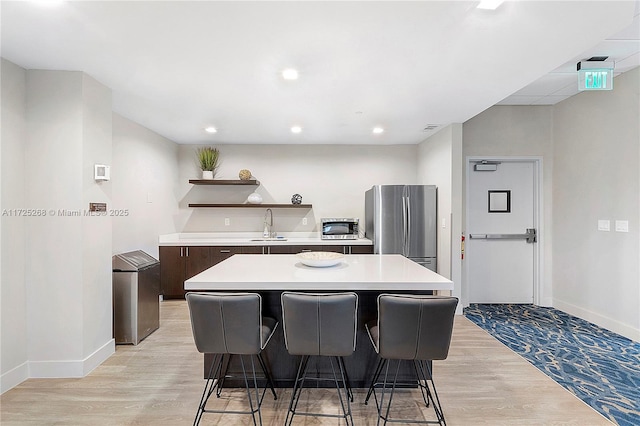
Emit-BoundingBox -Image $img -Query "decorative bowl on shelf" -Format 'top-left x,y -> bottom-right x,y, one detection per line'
296,251 -> 344,268
247,192 -> 263,204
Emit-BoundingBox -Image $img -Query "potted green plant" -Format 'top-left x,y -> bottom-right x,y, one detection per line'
197,147 -> 220,179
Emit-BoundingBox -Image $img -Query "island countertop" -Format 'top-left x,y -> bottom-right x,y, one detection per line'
184,254 -> 453,291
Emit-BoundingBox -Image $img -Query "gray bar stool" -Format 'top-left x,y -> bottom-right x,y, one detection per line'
186,292 -> 278,426
365,294 -> 458,426
281,291 -> 358,425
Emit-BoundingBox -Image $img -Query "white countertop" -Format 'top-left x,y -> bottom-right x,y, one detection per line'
159,232 -> 372,246
185,254 -> 453,291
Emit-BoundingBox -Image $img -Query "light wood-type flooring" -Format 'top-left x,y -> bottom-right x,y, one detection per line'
1,300 -> 612,425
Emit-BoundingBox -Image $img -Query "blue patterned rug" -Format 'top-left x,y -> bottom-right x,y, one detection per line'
464,304 -> 640,426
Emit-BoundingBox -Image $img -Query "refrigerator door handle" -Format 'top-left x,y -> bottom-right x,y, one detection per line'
405,195 -> 411,255
402,196 -> 408,256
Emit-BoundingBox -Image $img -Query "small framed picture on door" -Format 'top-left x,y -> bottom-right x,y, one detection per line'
488,190 -> 511,213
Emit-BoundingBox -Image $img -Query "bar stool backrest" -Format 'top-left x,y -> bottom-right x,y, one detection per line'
186,292 -> 263,355
377,294 -> 458,360
281,292 -> 358,357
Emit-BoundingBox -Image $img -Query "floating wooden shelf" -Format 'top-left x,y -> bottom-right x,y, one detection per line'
189,179 -> 260,185
188,203 -> 312,208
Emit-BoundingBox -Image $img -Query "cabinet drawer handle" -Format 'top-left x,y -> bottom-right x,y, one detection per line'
185,247 -> 189,257
219,250 -> 231,253
300,249 -> 312,252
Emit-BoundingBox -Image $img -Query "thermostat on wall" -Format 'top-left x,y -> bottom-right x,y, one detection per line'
94,164 -> 110,181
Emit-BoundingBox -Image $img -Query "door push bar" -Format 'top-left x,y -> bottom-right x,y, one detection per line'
469,228 -> 537,243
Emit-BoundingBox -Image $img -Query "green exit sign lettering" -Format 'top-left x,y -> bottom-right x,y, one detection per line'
577,62 -> 614,91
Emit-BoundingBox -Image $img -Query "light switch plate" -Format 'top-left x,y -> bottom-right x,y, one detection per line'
597,220 -> 610,231
615,220 -> 629,232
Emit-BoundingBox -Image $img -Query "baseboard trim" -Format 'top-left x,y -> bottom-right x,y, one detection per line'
553,299 -> 639,342
1,362 -> 29,394
28,339 -> 115,379
83,338 -> 116,375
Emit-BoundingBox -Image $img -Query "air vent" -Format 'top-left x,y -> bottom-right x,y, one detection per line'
423,125 -> 439,132
587,56 -> 609,61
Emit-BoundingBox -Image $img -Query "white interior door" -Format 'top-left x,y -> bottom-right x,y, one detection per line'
467,160 -> 538,304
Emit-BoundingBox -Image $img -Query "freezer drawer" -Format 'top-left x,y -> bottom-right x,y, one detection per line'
410,257 -> 437,272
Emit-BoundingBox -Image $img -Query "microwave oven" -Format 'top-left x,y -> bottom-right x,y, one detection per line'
321,218 -> 359,240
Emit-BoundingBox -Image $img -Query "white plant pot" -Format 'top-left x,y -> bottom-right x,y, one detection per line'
202,170 -> 214,180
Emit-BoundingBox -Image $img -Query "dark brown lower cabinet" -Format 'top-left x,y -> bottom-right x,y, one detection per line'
159,243 -> 373,298
160,246 -> 212,299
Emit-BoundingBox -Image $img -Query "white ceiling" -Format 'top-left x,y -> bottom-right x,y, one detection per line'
1,1 -> 638,145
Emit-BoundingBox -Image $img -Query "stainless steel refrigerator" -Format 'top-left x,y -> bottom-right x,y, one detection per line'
365,185 -> 437,271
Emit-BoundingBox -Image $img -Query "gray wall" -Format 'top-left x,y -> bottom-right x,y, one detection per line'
112,114 -> 180,259
552,68 -> 639,338
1,58 -> 28,392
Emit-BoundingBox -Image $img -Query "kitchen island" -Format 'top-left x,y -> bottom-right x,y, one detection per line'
185,254 -> 453,387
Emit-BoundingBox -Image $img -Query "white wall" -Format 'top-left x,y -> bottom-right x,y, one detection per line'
112,114 -> 180,259
552,68 -> 639,340
80,74 -> 114,367
1,59 -> 28,392
1,66 -> 115,385
418,126 -> 454,278
462,105 -> 555,307
417,124 -> 464,310
176,144 -> 418,234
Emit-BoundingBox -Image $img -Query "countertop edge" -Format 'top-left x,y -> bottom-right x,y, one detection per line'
158,236 -> 373,246
184,282 -> 453,291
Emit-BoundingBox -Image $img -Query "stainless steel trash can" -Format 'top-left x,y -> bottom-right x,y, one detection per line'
112,250 -> 160,345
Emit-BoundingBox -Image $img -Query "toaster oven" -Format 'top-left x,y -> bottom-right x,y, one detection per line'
321,218 -> 359,240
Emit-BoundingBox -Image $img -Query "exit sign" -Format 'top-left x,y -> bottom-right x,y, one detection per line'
579,69 -> 613,91
577,61 -> 614,91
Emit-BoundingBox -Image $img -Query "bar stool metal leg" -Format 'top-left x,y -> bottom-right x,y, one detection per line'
365,294 -> 457,426
281,292 -> 358,426
194,353 -> 225,426
333,356 -> 354,425
257,353 -> 278,401
186,292 -> 278,426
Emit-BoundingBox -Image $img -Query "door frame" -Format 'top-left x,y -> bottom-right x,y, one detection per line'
463,156 -> 544,307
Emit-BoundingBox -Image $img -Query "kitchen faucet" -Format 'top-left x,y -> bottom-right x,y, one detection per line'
263,208 -> 274,238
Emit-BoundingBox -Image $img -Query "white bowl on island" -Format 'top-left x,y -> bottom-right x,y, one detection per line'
296,251 -> 345,268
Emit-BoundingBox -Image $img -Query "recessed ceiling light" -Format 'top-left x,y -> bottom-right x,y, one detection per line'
204,126 -> 217,134
291,126 -> 302,134
282,69 -> 299,80
372,127 -> 384,134
477,0 -> 505,10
